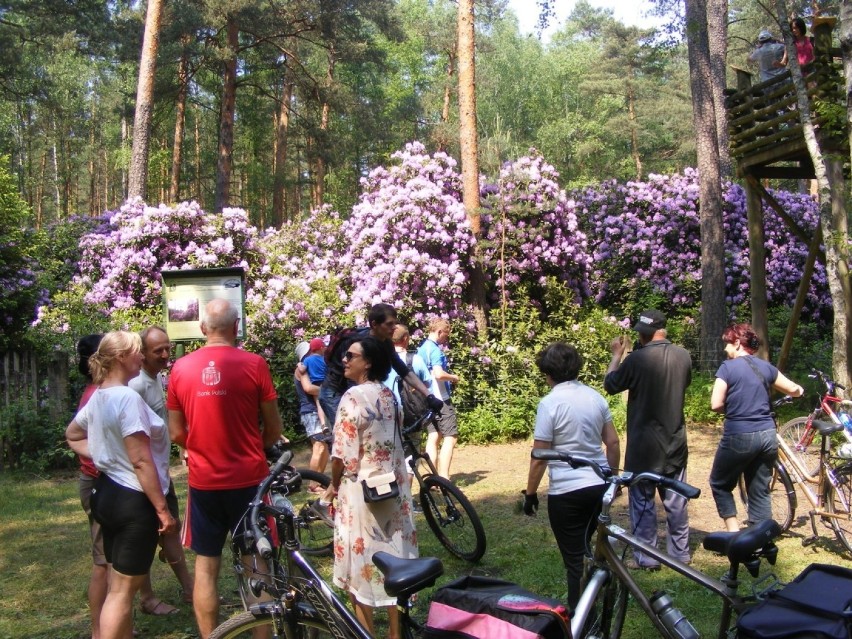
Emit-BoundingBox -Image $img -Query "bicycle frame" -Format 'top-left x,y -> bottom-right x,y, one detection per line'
528,447 -> 782,639
243,546 -> 373,639
777,426 -> 851,526
402,427 -> 438,488
787,372 -> 851,471
777,430 -> 829,508
571,480 -> 749,639
226,451 -> 435,639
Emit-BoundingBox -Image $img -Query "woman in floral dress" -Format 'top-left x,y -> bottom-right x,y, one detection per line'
328,336 -> 417,639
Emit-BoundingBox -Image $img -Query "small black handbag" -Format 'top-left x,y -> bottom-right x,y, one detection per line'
361,472 -> 400,502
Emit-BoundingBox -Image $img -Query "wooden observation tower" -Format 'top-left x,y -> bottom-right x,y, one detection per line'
724,17 -> 847,370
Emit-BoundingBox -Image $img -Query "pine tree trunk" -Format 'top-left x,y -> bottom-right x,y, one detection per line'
686,0 -> 727,372
169,37 -> 190,203
708,0 -> 732,177
456,0 -> 487,336
627,80 -> 642,179
215,17 -> 239,213
128,0 -> 163,201
272,77 -> 292,226
782,3 -> 851,386
439,47 -> 456,153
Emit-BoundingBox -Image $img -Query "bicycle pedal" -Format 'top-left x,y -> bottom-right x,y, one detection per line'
801,535 -> 817,547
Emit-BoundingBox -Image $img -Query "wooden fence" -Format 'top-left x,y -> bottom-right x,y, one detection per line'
0,350 -> 70,471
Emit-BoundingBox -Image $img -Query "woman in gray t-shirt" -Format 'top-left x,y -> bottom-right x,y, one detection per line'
523,342 -> 621,610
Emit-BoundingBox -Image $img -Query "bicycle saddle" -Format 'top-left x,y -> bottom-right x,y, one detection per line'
813,419 -> 844,436
702,519 -> 781,563
373,552 -> 444,598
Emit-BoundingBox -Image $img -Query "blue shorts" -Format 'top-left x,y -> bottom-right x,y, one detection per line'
300,411 -> 325,440
188,485 -> 258,557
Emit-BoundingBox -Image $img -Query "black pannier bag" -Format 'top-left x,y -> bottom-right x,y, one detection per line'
423,575 -> 570,639
736,563 -> 852,639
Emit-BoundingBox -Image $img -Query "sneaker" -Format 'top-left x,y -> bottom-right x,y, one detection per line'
309,499 -> 335,526
625,558 -> 661,572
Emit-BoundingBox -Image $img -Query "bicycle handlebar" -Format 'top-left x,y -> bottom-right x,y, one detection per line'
249,449 -> 294,559
531,449 -> 701,500
810,368 -> 846,394
401,409 -> 435,437
772,395 -> 795,408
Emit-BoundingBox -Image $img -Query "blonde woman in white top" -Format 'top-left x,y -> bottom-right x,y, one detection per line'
66,330 -> 177,639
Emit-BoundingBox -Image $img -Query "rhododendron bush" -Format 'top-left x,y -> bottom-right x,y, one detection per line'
339,142 -> 475,324
481,151 -> 591,305
29,145 -> 828,370
579,169 -> 827,315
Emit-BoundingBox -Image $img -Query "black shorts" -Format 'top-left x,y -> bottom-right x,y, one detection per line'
427,402 -> 459,438
188,485 -> 258,557
91,473 -> 159,576
79,474 -> 106,566
165,479 -> 180,520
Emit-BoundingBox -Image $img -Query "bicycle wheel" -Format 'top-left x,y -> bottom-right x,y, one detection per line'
290,469 -> 333,556
420,474 -> 486,562
737,462 -> 796,532
210,611 -> 335,639
823,463 -> 852,554
583,569 -> 628,639
769,463 -> 796,532
778,416 -> 820,479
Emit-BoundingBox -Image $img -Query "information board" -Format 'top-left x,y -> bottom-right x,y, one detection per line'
160,267 -> 246,341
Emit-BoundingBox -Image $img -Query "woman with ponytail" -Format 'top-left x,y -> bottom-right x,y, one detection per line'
709,323 -> 804,532
66,331 -> 177,639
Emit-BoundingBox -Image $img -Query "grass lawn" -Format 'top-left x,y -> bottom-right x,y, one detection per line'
3,431 -> 852,638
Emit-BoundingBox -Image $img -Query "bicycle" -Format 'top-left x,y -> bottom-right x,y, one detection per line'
734,396 -> 800,533
778,368 -> 851,479
267,411 -> 486,563
212,448 -> 445,639
768,396 -> 852,553
262,439 -> 334,556
401,410 -> 486,562
532,449 -> 787,639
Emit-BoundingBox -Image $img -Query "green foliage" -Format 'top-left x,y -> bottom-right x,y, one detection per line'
454,281 -> 626,443
452,282 -> 716,443
765,306 -> 832,381
813,95 -> 846,136
0,154 -> 44,351
0,398 -> 73,473
683,371 -> 722,425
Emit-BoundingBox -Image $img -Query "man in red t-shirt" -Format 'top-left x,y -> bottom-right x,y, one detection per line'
167,299 -> 283,638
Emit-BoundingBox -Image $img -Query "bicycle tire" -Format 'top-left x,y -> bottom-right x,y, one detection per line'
419,475 -> 486,562
583,569 -> 628,639
736,462 -> 796,532
291,468 -> 333,556
778,416 -> 820,479
823,463 -> 852,554
210,611 -> 335,639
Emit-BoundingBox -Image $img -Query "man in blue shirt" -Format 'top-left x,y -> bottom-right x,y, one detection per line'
418,317 -> 460,478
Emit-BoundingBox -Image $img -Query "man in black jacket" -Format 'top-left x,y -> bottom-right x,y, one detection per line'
604,309 -> 692,570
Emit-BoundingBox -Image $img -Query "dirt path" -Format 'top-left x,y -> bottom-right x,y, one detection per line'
448,423 -> 724,538
284,422 -> 725,535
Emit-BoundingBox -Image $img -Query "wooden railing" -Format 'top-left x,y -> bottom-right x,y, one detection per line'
724,18 -> 847,176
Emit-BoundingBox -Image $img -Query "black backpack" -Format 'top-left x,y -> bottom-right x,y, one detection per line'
324,326 -> 361,365
736,563 -> 852,639
398,352 -> 430,429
